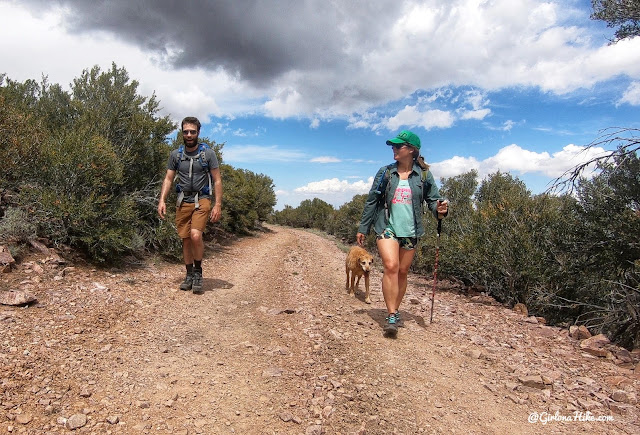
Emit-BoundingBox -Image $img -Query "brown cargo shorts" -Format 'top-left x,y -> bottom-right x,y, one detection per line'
175,198 -> 211,239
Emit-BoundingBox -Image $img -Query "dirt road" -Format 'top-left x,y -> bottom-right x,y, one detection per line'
1,225 -> 638,434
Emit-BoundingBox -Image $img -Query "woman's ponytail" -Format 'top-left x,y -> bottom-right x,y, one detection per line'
410,147 -> 429,170
416,154 -> 429,170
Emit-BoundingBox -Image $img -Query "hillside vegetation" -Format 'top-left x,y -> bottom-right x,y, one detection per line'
0,64 -> 275,263
1,65 -> 638,350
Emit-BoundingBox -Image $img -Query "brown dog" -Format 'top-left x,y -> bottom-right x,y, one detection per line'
345,246 -> 374,304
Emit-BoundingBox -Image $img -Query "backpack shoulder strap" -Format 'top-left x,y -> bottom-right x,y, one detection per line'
173,145 -> 185,170
373,164 -> 393,194
198,143 -> 213,196
383,166 -> 393,198
197,143 -> 210,172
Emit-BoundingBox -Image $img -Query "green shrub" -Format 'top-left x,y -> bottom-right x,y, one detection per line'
0,207 -> 37,244
327,194 -> 367,244
21,132 -> 141,262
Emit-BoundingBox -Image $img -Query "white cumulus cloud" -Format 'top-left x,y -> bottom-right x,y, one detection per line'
386,106 -> 455,131
295,177 -> 372,194
433,143 -> 608,180
619,81 -> 640,106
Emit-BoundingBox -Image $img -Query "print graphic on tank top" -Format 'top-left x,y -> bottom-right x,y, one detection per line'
392,180 -> 412,205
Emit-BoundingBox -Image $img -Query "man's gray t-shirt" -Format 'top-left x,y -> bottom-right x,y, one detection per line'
168,146 -> 219,203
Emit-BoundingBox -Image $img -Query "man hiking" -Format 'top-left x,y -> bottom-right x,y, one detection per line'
157,116 -> 223,294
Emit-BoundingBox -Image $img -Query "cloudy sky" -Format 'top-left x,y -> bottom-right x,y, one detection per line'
2,0 -> 639,209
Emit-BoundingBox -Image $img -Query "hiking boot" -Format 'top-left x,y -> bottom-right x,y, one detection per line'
179,272 -> 193,291
383,314 -> 398,337
395,311 -> 405,328
191,271 -> 203,294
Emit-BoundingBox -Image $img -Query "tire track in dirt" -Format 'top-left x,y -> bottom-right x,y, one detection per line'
108,229 -> 322,434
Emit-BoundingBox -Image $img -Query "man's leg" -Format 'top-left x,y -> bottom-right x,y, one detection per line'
190,229 -> 204,294
185,199 -> 210,294
183,237 -> 195,264
176,203 -> 196,291
190,229 -> 204,261
179,238 -> 195,290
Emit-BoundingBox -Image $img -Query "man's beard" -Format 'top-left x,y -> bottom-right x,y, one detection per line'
183,136 -> 199,148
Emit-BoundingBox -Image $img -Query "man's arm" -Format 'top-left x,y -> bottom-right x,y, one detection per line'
209,167 -> 222,222
157,169 -> 176,219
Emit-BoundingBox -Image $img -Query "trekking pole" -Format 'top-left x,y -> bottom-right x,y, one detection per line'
430,219 -> 442,324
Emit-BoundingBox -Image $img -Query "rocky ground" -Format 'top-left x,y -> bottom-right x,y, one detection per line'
0,224 -> 638,434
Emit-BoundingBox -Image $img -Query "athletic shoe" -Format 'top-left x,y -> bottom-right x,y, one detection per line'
179,273 -> 193,291
395,311 -> 405,328
383,314 -> 398,337
192,271 -> 203,294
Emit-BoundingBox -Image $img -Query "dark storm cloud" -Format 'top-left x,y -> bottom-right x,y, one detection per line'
20,0 -> 400,87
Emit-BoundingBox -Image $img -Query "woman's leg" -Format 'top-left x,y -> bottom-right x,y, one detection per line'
377,237 -> 400,315
395,247 -> 416,311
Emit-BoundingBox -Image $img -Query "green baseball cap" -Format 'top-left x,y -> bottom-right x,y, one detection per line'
386,130 -> 421,150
